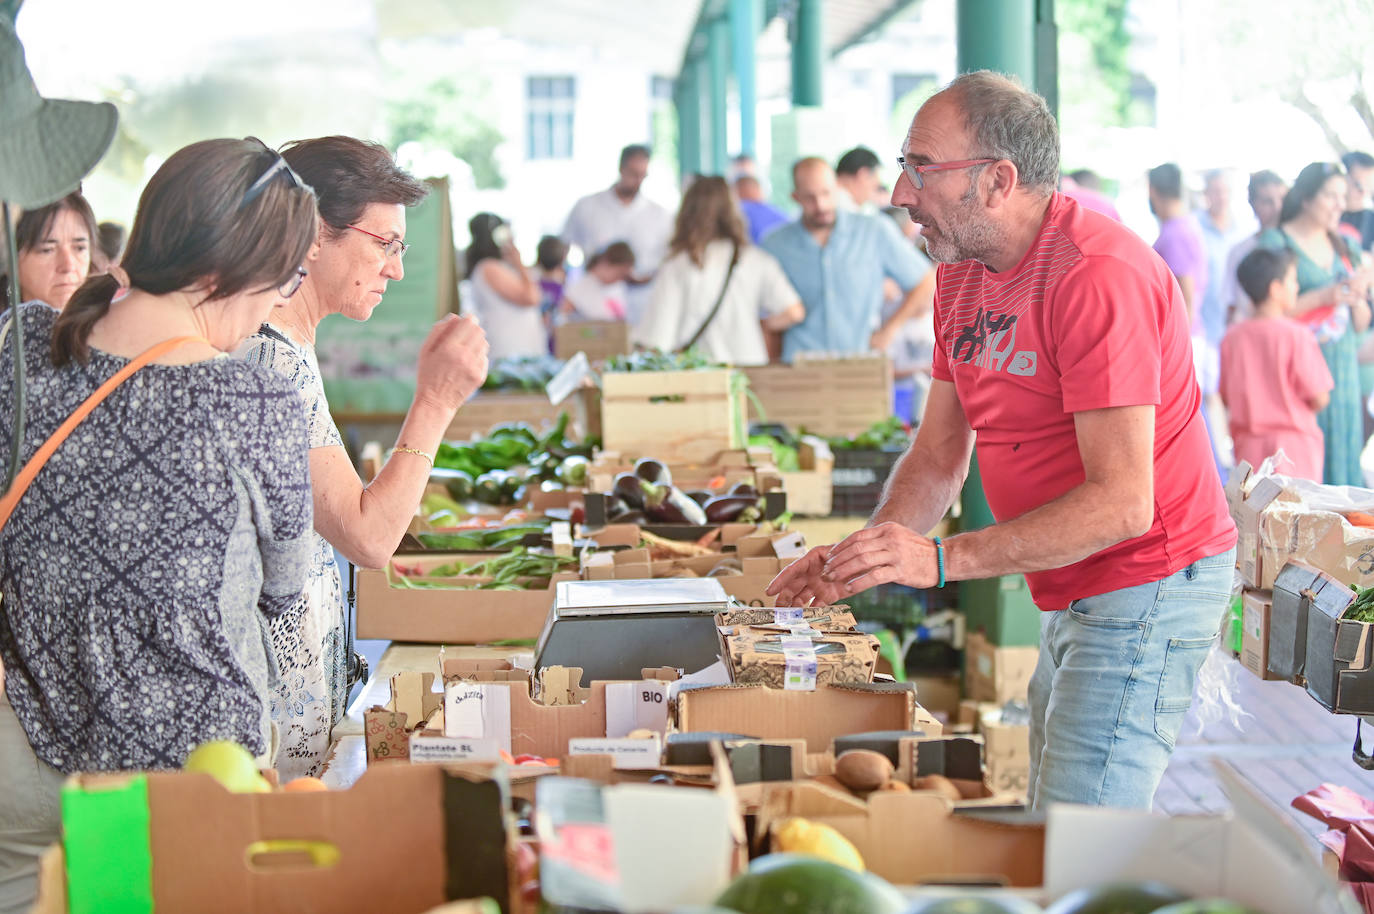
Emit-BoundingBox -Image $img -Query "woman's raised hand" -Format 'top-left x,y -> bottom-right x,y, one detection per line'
414,314 -> 490,412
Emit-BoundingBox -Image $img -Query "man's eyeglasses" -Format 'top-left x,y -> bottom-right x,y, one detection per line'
240,139 -> 308,210
897,156 -> 997,190
279,266 -> 307,299
349,225 -> 409,259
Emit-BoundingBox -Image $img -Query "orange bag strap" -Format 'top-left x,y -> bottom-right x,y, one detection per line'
0,335 -> 211,532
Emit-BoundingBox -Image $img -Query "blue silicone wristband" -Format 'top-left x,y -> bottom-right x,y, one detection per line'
933,536 -> 945,589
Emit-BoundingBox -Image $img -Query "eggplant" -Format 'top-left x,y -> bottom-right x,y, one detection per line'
634,457 -> 672,487
685,489 -> 715,507
644,484 -> 708,525
609,509 -> 646,524
703,494 -> 760,523
729,482 -> 758,497
612,472 -> 648,509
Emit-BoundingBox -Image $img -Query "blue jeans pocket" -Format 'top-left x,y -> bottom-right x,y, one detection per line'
1153,635 -> 1213,747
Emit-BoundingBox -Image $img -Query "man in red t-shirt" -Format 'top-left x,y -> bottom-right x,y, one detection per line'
769,71 -> 1237,809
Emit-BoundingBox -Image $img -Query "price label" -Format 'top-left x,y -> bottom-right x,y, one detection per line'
783,646 -> 818,691
546,351 -> 594,405
409,735 -> 501,763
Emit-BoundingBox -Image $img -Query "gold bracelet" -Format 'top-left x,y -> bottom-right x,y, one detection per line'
393,446 -> 434,467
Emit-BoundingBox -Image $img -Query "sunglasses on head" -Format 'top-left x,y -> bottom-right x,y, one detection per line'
239,138 -> 308,210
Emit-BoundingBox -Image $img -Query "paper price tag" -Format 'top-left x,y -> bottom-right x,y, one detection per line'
409,735 -> 501,763
783,646 -> 818,691
772,607 -> 804,625
567,737 -> 663,769
779,635 -> 815,650
546,351 -> 593,405
787,623 -> 818,637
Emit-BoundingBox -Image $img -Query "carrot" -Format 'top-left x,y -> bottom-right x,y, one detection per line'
1345,511 -> 1374,528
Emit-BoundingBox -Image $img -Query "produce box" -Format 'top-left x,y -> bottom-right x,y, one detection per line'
743,355 -> 893,438
721,625 -> 880,690
599,368 -> 746,463
1225,461 -> 1374,591
1241,589 -> 1281,681
674,682 -> 942,756
716,606 -> 856,629
746,763 -> 1350,913
965,631 -> 1039,705
830,446 -> 904,517
446,389 -> 600,442
1269,560 -> 1340,682
1304,576 -> 1374,714
43,765 -> 513,914
356,553 -> 578,644
980,706 -> 1031,799
553,319 -> 630,363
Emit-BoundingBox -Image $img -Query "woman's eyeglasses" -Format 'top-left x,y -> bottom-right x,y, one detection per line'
349,224 -> 409,259
279,266 -> 307,299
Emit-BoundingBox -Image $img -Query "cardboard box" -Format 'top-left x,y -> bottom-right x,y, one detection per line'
599,368 -> 746,463
1224,461 -> 1374,591
357,553 -> 577,644
1303,580 -> 1374,714
965,631 -> 1038,705
743,355 -> 893,438
675,682 -> 942,755
771,437 -> 834,517
553,319 -> 630,364
1268,561 -> 1345,682
980,708 -> 1031,799
364,671 -> 446,763
1240,589 -> 1280,681
716,606 -> 856,629
50,765 -> 512,914
910,673 -> 963,721
723,626 -> 880,689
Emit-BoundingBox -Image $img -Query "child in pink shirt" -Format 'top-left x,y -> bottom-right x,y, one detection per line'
1220,248 -> 1334,480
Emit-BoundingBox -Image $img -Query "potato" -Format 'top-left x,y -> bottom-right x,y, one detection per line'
912,774 -> 963,803
834,750 -> 894,792
878,780 -> 911,792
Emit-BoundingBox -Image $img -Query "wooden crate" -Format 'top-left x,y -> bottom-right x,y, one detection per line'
553,320 -> 630,363
600,368 -> 745,464
744,356 -> 893,437
446,387 -> 600,441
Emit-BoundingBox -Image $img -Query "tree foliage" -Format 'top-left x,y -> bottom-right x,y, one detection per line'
1057,0 -> 1133,124
387,75 -> 505,190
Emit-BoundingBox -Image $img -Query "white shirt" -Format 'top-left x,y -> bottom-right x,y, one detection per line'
469,261 -> 547,360
562,272 -> 629,322
562,186 -> 673,324
636,239 -> 799,366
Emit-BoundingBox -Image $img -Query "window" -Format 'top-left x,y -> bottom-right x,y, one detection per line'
527,76 -> 576,160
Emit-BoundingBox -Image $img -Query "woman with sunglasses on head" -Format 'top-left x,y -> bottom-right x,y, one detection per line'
1,190 -> 98,311
0,137 -> 318,911
236,136 -> 488,779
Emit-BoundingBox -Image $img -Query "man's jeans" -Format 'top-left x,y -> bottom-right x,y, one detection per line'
1027,548 -> 1235,809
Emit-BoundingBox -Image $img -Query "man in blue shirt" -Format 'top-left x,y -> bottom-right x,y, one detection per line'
734,174 -> 789,244
762,157 -> 932,362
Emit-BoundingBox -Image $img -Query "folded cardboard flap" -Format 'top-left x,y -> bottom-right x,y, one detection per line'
365,671 -> 446,763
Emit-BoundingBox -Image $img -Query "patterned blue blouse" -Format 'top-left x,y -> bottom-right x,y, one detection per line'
0,304 -> 314,774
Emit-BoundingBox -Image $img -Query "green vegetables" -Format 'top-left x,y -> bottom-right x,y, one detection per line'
481,355 -> 563,391
825,416 -> 910,451
749,434 -> 801,472
430,411 -> 595,505
603,348 -> 723,373
1345,586 -> 1374,623
415,524 -> 548,552
397,548 -> 577,590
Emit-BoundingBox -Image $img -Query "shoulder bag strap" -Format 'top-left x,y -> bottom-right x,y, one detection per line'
678,243 -> 740,353
0,334 -> 210,532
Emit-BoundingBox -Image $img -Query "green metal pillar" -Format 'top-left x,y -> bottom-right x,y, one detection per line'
708,18 -> 730,174
730,0 -> 761,156
1034,0 -> 1058,117
676,62 -> 702,179
956,0 -> 1034,81
790,0 -> 822,107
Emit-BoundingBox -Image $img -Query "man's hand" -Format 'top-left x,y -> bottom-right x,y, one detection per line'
766,523 -> 940,605
869,326 -> 895,353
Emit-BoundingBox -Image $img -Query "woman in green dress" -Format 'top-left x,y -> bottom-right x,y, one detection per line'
1257,162 -> 1373,485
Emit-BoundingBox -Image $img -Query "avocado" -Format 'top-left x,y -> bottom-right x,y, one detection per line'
713,853 -> 905,914
1044,882 -> 1189,914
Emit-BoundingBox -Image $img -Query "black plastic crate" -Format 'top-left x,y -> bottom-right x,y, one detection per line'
830,447 -> 904,516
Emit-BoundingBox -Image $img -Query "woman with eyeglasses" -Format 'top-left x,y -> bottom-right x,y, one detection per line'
0,137 -> 318,910
236,136 -> 488,779
1257,162 -> 1374,485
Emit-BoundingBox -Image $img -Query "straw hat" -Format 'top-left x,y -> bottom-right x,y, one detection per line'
0,11 -> 117,208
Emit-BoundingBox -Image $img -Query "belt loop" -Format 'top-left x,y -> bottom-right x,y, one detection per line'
1185,563 -> 1197,581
